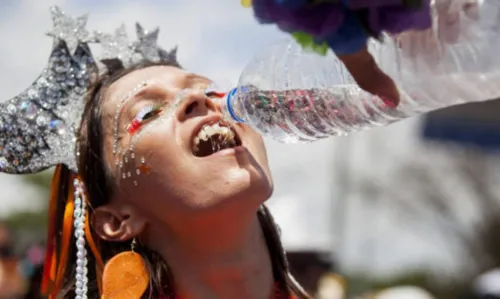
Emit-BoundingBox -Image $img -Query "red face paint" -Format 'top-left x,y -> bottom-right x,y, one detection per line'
127,119 -> 141,134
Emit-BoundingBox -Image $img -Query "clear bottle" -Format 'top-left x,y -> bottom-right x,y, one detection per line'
221,0 -> 500,144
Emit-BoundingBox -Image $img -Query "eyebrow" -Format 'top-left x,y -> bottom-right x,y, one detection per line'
119,86 -> 164,117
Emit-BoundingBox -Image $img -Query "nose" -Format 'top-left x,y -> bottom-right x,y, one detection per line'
175,88 -> 217,121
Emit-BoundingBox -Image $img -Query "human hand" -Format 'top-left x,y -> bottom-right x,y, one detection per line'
338,0 -> 480,107
396,0 -> 480,59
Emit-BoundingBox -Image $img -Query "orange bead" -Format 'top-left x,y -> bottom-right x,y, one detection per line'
102,251 -> 149,299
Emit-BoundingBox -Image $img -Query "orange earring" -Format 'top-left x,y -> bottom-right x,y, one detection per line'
101,238 -> 149,299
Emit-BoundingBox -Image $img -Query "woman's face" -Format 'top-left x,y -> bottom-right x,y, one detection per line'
98,66 -> 273,228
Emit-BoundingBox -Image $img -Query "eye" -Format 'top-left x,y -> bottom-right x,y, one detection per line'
140,105 -> 162,120
205,88 -> 227,99
127,104 -> 163,134
206,91 -> 226,98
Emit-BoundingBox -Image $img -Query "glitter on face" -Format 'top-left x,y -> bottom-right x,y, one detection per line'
112,81 -> 149,155
117,149 -> 152,186
114,88 -> 194,187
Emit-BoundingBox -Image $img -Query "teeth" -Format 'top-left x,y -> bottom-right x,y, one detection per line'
193,122 -> 237,151
204,126 -> 216,137
198,130 -> 208,141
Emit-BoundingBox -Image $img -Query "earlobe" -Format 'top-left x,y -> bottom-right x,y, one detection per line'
92,205 -> 146,242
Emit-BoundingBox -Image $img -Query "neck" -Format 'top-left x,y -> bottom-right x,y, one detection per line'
149,212 -> 276,299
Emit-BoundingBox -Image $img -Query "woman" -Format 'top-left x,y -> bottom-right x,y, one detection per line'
66,60 -> 309,298
0,6 -> 308,297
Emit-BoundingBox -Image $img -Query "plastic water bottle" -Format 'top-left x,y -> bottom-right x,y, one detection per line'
221,0 -> 500,144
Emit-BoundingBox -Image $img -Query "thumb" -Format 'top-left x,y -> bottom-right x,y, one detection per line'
337,48 -> 400,107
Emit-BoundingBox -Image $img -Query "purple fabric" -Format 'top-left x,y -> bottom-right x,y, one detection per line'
252,0 -> 432,37
368,1 -> 432,34
252,0 -> 344,37
347,0 -> 405,9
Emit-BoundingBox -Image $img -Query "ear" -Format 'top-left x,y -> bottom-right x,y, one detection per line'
92,204 -> 147,242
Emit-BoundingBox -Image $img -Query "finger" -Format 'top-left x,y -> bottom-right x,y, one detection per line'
436,0 -> 462,43
463,0 -> 480,20
337,48 -> 400,107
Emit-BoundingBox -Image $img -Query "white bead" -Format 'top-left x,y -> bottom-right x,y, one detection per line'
73,192 -> 89,299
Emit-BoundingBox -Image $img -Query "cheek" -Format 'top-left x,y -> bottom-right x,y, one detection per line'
240,126 -> 272,178
112,119 -> 183,187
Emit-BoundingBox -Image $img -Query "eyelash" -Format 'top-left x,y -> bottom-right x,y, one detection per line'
127,104 -> 163,134
205,91 -> 226,98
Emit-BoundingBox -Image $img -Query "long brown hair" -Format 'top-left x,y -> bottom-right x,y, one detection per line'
48,62 -> 310,298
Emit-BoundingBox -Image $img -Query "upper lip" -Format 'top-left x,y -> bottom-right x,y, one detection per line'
190,114 -> 241,151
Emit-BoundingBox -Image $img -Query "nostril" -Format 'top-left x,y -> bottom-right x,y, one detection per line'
185,101 -> 198,114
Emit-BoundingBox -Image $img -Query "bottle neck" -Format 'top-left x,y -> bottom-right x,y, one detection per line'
222,87 -> 247,123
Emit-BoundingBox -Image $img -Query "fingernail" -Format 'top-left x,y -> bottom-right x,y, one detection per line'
380,95 -> 399,108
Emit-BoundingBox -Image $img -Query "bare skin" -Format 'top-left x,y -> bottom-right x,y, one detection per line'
341,0 -> 479,107
93,65 -> 276,299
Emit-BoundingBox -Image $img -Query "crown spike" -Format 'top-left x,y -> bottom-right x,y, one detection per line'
46,6 -> 95,55
133,23 -> 161,62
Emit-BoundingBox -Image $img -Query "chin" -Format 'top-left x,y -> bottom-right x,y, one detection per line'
199,167 -> 274,213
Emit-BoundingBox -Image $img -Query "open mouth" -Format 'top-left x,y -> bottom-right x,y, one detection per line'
192,121 -> 242,157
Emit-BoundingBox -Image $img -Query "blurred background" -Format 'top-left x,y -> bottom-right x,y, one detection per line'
1,0 -> 500,298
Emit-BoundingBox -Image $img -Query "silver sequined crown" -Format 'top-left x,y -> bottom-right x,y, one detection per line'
0,6 -> 179,174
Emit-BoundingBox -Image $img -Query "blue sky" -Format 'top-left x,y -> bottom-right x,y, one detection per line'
0,0 -> 472,277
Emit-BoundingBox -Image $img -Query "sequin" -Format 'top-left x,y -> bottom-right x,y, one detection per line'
19,102 -> 38,120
